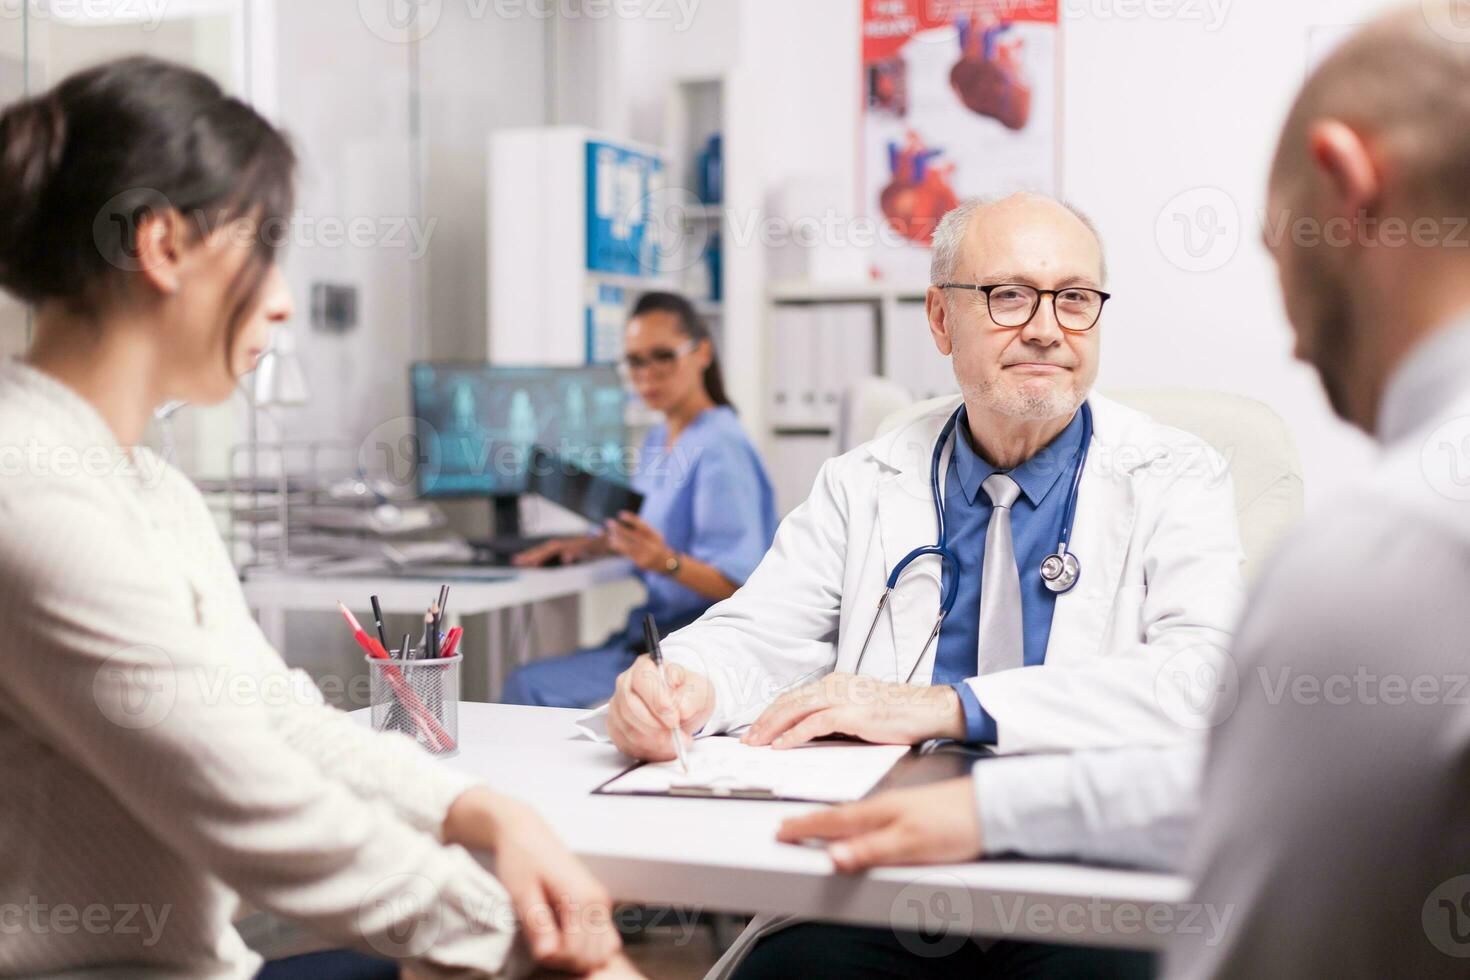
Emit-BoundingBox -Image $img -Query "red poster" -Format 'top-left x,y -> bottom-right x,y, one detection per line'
863,0 -> 1062,280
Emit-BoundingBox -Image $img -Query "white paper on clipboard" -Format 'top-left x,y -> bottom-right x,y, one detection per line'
596,737 -> 911,804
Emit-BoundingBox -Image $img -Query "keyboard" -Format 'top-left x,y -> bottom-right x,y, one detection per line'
466,535 -> 563,567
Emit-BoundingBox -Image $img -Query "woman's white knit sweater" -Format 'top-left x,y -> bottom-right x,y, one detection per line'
0,360 -> 519,979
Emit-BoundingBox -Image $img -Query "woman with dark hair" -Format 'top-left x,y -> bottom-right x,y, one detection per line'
502,292 -> 777,708
0,57 -> 637,980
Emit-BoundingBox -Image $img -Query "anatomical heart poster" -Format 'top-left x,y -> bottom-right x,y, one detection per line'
863,0 -> 1061,281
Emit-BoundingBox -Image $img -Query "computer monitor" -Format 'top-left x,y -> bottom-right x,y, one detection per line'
409,363 -> 629,507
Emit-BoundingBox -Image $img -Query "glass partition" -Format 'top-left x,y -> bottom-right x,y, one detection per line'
0,7 -> 26,359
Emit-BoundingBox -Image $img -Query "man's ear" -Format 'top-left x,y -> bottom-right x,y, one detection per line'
1306,119 -> 1380,217
926,286 -> 955,356
133,208 -> 187,296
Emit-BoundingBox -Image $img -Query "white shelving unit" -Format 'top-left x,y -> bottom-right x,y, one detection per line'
487,126 -> 677,436
487,126 -> 671,370
763,280 -> 955,514
484,77 -> 767,476
661,77 -> 729,354
650,69 -> 769,457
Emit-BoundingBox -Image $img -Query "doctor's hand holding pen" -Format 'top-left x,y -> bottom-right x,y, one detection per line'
606,656 -> 716,761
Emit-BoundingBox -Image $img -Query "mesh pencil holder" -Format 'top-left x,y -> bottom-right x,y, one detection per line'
367,654 -> 462,758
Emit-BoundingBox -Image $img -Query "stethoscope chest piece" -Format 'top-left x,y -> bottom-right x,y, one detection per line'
1040,550 -> 1081,594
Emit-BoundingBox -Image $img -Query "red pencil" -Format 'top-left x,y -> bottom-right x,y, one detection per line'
337,602 -> 455,751
337,602 -> 389,658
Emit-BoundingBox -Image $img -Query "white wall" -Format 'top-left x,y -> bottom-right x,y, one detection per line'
1059,0 -> 1390,508
598,0 -> 1406,509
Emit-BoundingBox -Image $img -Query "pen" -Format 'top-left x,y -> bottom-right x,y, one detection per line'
642,613 -> 689,775
442,626 -> 463,659
336,602 -> 454,751
400,633 -> 411,660
369,594 -> 388,651
436,584 -> 450,627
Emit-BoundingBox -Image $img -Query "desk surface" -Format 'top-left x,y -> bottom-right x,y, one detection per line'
420,703 -> 1192,951
243,558 -> 635,614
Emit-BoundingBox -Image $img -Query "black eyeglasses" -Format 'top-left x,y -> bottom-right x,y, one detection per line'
938,282 -> 1112,332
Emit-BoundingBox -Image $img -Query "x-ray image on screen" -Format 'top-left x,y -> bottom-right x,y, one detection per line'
410,363 -> 628,498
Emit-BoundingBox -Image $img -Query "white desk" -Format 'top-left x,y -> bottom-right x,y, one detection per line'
426,703 -> 1192,952
244,559 -> 636,699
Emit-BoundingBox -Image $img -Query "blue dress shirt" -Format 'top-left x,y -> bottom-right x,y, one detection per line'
931,406 -> 1086,743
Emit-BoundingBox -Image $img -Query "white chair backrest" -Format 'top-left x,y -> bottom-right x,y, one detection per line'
838,377 -> 913,453
876,388 -> 1304,584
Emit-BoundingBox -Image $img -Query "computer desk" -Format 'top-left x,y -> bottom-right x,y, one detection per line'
389,703 -> 1195,952
243,558 -> 637,700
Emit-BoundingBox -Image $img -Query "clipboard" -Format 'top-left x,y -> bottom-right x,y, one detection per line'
591,738 -> 914,804
592,770 -> 792,802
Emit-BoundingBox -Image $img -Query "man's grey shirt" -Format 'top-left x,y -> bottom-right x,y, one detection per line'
1168,316 -> 1470,976
976,316 -> 1470,975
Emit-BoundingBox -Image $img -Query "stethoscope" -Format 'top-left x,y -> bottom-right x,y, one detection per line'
854,402 -> 1094,683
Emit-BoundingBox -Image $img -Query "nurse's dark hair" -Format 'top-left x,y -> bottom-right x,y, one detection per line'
630,291 -> 734,411
0,56 -> 296,356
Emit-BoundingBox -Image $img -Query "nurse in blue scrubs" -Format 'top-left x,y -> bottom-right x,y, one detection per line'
500,292 -> 778,708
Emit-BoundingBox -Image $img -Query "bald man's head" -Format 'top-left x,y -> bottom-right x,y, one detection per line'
1272,3 -> 1470,213
930,192 -> 1108,289
924,192 -> 1106,426
1267,2 -> 1470,433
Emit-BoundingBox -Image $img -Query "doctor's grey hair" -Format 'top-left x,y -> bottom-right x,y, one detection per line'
929,194 -> 1109,290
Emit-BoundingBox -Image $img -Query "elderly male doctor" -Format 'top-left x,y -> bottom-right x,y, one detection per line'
592,192 -> 1244,775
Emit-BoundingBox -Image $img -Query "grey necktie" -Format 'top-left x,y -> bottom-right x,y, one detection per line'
977,473 -> 1024,675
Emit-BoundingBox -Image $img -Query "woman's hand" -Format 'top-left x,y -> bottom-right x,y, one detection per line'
443,787 -> 621,974
604,512 -> 673,573
512,535 -> 607,568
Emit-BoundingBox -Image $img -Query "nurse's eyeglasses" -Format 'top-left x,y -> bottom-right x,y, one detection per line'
938,282 -> 1112,333
619,339 -> 701,378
